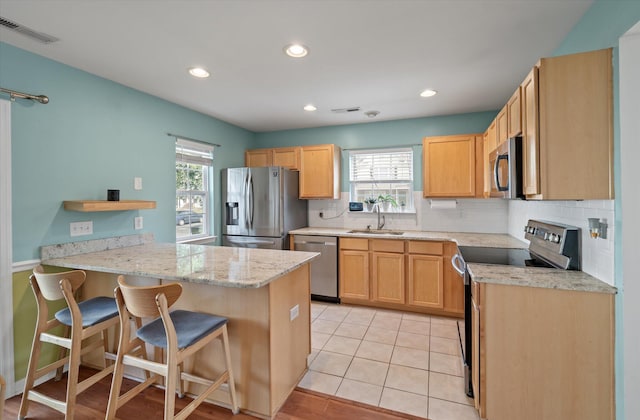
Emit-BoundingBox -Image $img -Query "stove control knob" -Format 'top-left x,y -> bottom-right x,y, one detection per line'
544,232 -> 549,240
554,235 -> 562,243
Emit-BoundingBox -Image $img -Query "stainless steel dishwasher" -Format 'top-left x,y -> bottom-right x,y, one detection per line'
293,235 -> 339,303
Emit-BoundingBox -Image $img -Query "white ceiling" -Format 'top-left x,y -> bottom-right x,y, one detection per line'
0,0 -> 593,132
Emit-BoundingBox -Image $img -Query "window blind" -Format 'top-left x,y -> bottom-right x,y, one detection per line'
349,148 -> 413,182
176,138 -> 214,166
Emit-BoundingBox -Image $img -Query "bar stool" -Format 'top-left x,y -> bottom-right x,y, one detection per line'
106,276 -> 239,420
19,265 -> 120,419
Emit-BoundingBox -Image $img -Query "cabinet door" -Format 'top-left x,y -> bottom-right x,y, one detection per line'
496,106 -> 508,146
299,144 -> 340,199
423,134 -> 478,198
443,242 -> 464,314
272,147 -> 300,170
245,149 -> 272,167
339,250 -> 369,300
521,67 -> 540,197
482,124 -> 496,198
407,254 -> 443,308
507,86 -> 522,137
372,252 -> 405,304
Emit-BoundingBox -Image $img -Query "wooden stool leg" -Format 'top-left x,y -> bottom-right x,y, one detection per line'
164,360 -> 178,420
64,327 -> 83,420
221,326 -> 239,415
56,325 -> 71,380
177,362 -> 185,398
18,324 -> 43,419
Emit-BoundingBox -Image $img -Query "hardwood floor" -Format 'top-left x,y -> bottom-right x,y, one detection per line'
3,367 -> 426,419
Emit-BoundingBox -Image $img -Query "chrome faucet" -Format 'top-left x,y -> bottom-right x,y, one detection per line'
374,203 -> 385,230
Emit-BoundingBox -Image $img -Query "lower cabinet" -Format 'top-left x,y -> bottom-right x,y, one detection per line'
371,240 -> 405,304
339,238 -> 369,301
472,279 -> 614,420
339,237 -> 462,317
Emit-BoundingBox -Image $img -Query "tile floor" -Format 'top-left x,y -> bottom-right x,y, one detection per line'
298,302 -> 480,420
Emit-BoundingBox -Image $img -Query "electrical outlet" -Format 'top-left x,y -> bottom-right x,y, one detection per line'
70,221 -> 93,237
290,304 -> 299,321
134,177 -> 143,190
319,211 -> 324,218
134,216 -> 143,230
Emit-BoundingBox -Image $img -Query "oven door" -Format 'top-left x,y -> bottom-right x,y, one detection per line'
451,253 -> 473,397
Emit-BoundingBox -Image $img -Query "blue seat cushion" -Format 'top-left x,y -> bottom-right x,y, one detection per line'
136,310 -> 228,350
54,296 -> 119,327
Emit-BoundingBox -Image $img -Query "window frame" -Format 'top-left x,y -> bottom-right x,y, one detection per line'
175,138 -> 214,243
348,147 -> 414,212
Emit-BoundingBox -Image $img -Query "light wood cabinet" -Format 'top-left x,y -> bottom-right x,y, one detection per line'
521,48 -> 613,200
245,147 -> 301,170
482,123 -> 496,198
407,241 -> 443,309
473,279 -> 614,420
339,238 -> 462,317
339,238 -> 369,301
371,241 -> 405,304
521,67 -> 540,197
506,86 -> 522,137
423,134 -> 483,198
299,144 -> 341,199
442,242 -> 464,315
496,106 -> 508,147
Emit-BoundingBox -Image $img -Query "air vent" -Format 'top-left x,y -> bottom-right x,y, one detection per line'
331,106 -> 361,114
0,16 -> 59,44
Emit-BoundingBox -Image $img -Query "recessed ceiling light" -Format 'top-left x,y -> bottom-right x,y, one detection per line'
420,89 -> 437,98
303,104 -> 317,112
284,44 -> 309,58
188,67 -> 210,78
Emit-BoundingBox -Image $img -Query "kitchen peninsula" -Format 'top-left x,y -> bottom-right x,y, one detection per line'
41,235 -> 319,419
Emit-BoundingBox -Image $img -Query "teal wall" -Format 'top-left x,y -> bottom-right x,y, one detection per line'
0,42 -> 255,261
255,111 -> 496,191
551,2 -> 640,419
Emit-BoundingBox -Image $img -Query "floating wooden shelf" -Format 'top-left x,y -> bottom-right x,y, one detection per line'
63,200 -> 157,212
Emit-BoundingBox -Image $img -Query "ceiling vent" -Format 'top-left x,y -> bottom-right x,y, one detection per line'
331,106 -> 361,114
0,16 -> 59,44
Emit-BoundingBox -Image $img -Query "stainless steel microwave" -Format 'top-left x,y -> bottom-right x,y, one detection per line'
489,137 -> 523,199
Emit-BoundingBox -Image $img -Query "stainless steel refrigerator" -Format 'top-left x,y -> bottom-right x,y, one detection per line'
221,167 -> 308,249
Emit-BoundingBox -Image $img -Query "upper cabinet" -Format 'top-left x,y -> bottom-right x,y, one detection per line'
423,134 -> 484,198
245,146 -> 301,170
483,121 -> 497,198
496,105 -> 508,147
507,86 -> 522,138
523,48 -> 613,200
299,144 -> 341,199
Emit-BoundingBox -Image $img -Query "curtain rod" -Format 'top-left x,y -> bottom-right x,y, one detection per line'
167,132 -> 221,147
0,87 -> 49,104
342,143 -> 422,151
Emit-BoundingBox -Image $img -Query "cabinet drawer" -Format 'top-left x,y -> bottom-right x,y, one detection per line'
371,239 -> 405,253
408,241 -> 443,255
340,237 -> 369,251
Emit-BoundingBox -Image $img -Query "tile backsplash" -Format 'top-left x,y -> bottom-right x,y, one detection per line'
508,200 -> 614,285
307,193 -> 509,233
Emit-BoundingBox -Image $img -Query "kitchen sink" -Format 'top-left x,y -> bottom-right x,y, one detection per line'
347,229 -> 404,235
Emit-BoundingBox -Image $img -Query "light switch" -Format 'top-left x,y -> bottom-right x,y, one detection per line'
134,216 -> 143,230
134,177 -> 142,190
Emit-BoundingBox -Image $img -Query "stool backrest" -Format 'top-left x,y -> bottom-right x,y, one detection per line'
31,265 -> 86,301
116,275 -> 182,318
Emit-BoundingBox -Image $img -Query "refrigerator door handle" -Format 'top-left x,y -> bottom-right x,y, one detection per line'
244,172 -> 250,227
248,172 -> 254,227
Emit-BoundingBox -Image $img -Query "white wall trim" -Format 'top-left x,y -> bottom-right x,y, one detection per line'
0,99 -> 16,397
12,259 -> 41,273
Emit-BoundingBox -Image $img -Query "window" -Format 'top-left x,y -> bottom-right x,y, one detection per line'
349,148 -> 413,211
176,138 -> 214,241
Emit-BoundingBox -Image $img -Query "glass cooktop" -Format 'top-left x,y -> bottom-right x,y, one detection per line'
458,246 -> 554,268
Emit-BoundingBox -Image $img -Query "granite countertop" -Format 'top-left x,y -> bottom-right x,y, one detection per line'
42,242 -> 319,289
468,263 -> 616,294
289,227 -> 528,249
